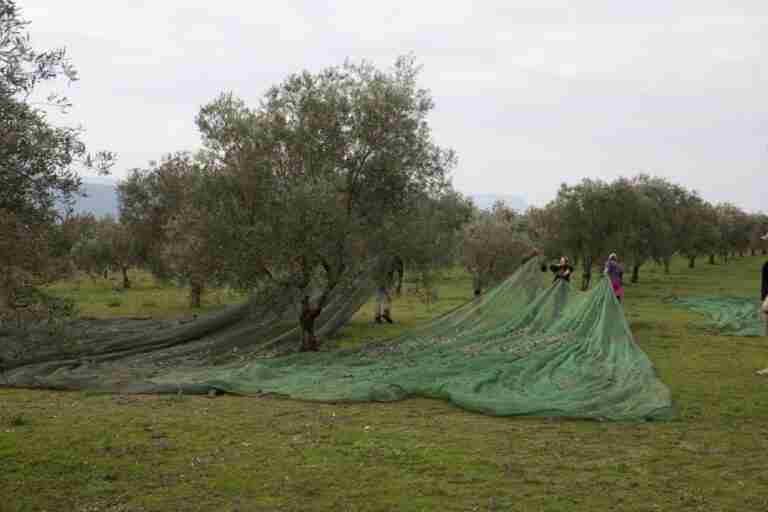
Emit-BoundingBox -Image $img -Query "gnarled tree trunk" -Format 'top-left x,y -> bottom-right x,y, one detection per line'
189,281 -> 203,308
393,256 -> 404,296
472,273 -> 482,297
631,264 -> 640,284
0,282 -> 9,314
688,256 -> 696,269
709,254 -> 716,265
581,255 -> 592,291
121,266 -> 131,289
663,258 -> 671,274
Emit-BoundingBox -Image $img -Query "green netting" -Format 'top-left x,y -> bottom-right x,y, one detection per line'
155,259 -> 676,421
2,258 -> 676,421
665,296 -> 766,337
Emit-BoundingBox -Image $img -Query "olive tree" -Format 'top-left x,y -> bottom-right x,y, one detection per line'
714,203 -> 751,262
118,152 -> 223,306
461,202 -> 533,296
0,0 -> 113,315
194,56 -> 456,350
161,198 -> 225,308
678,199 -> 721,269
71,217 -> 139,289
117,152 -> 195,278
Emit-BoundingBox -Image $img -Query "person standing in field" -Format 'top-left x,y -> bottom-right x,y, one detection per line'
373,256 -> 402,324
604,253 -> 625,303
761,260 -> 768,336
543,256 -> 574,283
756,260 -> 768,374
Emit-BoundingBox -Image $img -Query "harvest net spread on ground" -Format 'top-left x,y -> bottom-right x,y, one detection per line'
665,296 -> 765,337
1,258 -> 675,421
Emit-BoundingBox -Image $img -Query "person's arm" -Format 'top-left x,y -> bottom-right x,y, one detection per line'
521,249 -> 539,265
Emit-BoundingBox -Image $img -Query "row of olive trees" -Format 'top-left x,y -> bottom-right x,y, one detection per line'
525,175 -> 767,290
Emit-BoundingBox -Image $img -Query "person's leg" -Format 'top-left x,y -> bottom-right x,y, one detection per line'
382,289 -> 393,323
763,310 -> 768,337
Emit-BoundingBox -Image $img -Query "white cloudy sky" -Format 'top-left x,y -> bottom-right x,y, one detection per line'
20,0 -> 767,211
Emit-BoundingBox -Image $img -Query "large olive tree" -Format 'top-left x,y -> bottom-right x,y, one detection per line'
195,56 -> 456,350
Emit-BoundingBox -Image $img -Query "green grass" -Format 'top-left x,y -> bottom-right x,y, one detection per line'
45,271 -> 246,319
3,257 -> 768,511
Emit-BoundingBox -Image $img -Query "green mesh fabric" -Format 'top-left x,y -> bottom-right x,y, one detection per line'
665,296 -> 765,337
150,258 -> 676,421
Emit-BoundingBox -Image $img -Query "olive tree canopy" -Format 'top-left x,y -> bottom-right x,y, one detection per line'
193,56 -> 457,350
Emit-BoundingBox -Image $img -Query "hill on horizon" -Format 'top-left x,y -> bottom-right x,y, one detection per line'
69,181 -> 529,219
70,182 -> 119,218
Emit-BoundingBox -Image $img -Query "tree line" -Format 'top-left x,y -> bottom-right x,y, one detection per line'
525,176 -> 767,290
458,188 -> 767,296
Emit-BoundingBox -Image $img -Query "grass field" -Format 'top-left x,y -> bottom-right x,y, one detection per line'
45,272 -> 247,320
2,257 -> 768,511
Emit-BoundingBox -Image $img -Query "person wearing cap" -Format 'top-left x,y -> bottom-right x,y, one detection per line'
604,253 -> 625,303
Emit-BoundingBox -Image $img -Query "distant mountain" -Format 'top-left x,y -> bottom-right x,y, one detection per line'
71,182 -> 119,218
68,182 -> 529,219
468,194 -> 528,212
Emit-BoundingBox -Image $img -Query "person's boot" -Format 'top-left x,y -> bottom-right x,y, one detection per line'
374,315 -> 382,324
383,312 -> 393,324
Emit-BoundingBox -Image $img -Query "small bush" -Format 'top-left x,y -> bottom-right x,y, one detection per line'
8,414 -> 28,427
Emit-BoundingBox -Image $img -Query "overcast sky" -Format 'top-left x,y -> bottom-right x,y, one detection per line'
21,0 -> 767,211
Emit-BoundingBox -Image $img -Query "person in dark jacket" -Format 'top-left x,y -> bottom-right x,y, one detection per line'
542,256 -> 574,283
761,260 -> 768,302
374,256 -> 403,324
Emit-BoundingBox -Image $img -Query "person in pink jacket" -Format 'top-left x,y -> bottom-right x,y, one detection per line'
604,253 -> 625,303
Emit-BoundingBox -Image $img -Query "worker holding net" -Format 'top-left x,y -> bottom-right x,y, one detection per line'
761,260 -> 768,336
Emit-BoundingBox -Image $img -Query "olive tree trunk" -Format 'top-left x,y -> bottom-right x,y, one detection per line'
472,272 -> 483,297
581,255 -> 592,291
121,266 -> 131,289
189,281 -> 203,308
